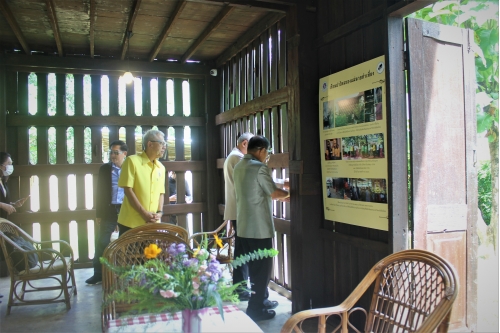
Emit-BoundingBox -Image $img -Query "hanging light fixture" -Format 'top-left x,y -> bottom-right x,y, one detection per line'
122,31 -> 134,84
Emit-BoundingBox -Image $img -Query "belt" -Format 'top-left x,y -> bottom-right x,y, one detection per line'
111,204 -> 122,208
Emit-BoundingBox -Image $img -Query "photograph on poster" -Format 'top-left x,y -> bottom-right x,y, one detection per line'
332,86 -> 383,128
341,133 -> 384,160
323,100 -> 335,129
324,138 -> 342,160
326,177 -> 387,203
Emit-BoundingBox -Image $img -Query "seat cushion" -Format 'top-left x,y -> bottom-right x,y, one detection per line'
18,257 -> 72,275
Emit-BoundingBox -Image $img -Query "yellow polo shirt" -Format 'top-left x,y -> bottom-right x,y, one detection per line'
117,152 -> 166,228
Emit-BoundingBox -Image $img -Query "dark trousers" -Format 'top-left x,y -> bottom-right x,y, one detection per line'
93,217 -> 118,276
235,237 -> 273,311
118,223 -> 132,236
232,220 -> 249,289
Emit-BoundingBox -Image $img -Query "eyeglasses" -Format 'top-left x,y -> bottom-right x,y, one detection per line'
150,140 -> 167,147
263,147 -> 273,163
110,150 -> 123,155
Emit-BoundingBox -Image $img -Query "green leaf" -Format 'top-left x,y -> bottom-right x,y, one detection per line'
477,112 -> 493,133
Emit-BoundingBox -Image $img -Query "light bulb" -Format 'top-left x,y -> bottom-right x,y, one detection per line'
123,71 -> 134,84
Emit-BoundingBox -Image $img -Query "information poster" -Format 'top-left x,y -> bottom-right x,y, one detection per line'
319,56 -> 388,231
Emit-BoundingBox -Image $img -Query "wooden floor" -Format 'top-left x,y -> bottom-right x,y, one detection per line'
0,267 -> 293,333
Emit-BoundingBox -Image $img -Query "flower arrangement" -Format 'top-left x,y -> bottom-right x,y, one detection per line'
101,236 -> 278,320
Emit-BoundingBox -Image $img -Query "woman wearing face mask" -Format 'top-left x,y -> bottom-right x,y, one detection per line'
0,152 -> 28,219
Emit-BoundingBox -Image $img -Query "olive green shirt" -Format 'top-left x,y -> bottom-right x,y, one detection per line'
234,154 -> 277,239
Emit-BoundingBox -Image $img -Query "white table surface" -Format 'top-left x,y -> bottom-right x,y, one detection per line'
106,305 -> 263,333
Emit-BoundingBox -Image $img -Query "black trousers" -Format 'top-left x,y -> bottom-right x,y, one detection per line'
235,237 -> 273,311
231,220 -> 249,289
93,212 -> 119,276
118,223 -> 132,236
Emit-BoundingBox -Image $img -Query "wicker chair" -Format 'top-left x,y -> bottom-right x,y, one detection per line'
189,220 -> 235,269
101,231 -> 190,331
119,222 -> 189,242
0,218 -> 77,314
281,249 -> 458,333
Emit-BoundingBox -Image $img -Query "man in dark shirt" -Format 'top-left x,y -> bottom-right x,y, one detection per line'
166,171 -> 191,224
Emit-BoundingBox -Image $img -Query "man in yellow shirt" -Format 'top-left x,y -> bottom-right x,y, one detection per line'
117,129 -> 166,235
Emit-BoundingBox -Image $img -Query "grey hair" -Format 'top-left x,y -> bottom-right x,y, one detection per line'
143,129 -> 164,149
237,132 -> 254,145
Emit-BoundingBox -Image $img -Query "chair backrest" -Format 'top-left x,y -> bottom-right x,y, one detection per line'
119,223 -> 189,242
365,250 -> 458,333
0,218 -> 38,274
101,231 -> 190,327
280,249 -> 458,333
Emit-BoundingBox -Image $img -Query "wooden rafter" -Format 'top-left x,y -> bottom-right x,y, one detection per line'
120,0 -> 143,60
89,0 -> 96,58
148,0 -> 187,62
190,0 -> 289,12
180,5 -> 234,63
45,0 -> 63,56
0,0 -> 30,55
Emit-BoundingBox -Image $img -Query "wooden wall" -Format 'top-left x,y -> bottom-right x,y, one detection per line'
287,0 -> 430,319
0,56 -> 212,267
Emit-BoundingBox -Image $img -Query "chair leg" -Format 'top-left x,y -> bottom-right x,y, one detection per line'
7,279 -> 15,315
61,273 -> 71,310
70,268 -> 77,296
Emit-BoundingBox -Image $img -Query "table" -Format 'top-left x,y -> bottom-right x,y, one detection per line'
106,305 -> 263,333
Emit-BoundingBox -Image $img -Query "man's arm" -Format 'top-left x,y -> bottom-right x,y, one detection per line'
123,187 -> 156,223
271,188 -> 289,200
155,193 -> 164,220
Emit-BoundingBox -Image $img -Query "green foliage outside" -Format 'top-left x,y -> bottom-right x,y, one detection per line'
410,1 -> 499,247
478,161 -> 492,225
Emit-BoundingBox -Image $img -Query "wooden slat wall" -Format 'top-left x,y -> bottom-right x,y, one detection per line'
216,18 -> 291,296
2,67 -> 208,268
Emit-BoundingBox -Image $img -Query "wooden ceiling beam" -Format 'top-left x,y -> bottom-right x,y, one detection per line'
45,0 -> 64,56
148,0 -> 187,62
188,0 -> 290,12
180,5 -> 234,63
89,0 -> 96,58
120,0 -> 143,60
0,0 -> 31,55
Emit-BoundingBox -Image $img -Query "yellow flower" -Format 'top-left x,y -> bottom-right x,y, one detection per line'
214,234 -> 223,248
193,245 -> 201,257
144,244 -> 162,259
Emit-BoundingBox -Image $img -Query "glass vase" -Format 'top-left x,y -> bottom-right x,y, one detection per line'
181,308 -> 209,333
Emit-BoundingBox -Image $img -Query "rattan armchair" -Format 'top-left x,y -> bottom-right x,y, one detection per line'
189,220 -> 235,269
119,222 -> 189,242
281,249 -> 458,333
101,231 -> 190,331
0,218 -> 77,314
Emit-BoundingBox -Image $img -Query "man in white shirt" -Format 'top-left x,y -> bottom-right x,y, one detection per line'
223,132 -> 253,300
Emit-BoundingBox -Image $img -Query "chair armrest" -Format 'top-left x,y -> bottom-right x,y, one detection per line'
189,220 -> 234,246
38,239 -> 75,257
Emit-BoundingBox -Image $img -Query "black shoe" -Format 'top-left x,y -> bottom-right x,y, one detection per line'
85,275 -> 102,285
238,292 -> 251,301
263,299 -> 278,310
246,308 -> 276,321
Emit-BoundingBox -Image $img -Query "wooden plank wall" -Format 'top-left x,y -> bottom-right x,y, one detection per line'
215,16 -> 292,296
0,61 -> 208,268
289,0 -> 420,323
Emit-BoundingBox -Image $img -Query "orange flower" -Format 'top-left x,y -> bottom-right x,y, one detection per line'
144,244 -> 162,259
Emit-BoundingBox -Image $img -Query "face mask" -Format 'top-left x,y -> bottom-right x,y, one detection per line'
3,165 -> 13,176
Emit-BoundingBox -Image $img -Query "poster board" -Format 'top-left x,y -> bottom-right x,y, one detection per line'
319,56 -> 388,231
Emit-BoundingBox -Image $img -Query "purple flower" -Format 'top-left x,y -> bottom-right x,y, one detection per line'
183,258 -> 199,267
168,243 -> 178,256
176,243 -> 186,253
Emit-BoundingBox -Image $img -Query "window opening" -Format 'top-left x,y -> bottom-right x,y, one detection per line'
101,75 -> 109,115
151,78 -> 159,116
48,127 -> 56,164
83,75 -> 91,115
48,73 -> 56,116
167,79 -> 174,115
134,77 -> 142,116
28,73 -> 37,115
66,74 -> 74,115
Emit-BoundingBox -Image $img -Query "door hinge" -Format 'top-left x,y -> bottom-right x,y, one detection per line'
403,42 -> 408,70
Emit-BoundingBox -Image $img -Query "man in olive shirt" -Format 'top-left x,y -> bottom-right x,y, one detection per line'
117,129 -> 166,235
234,136 -> 290,321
